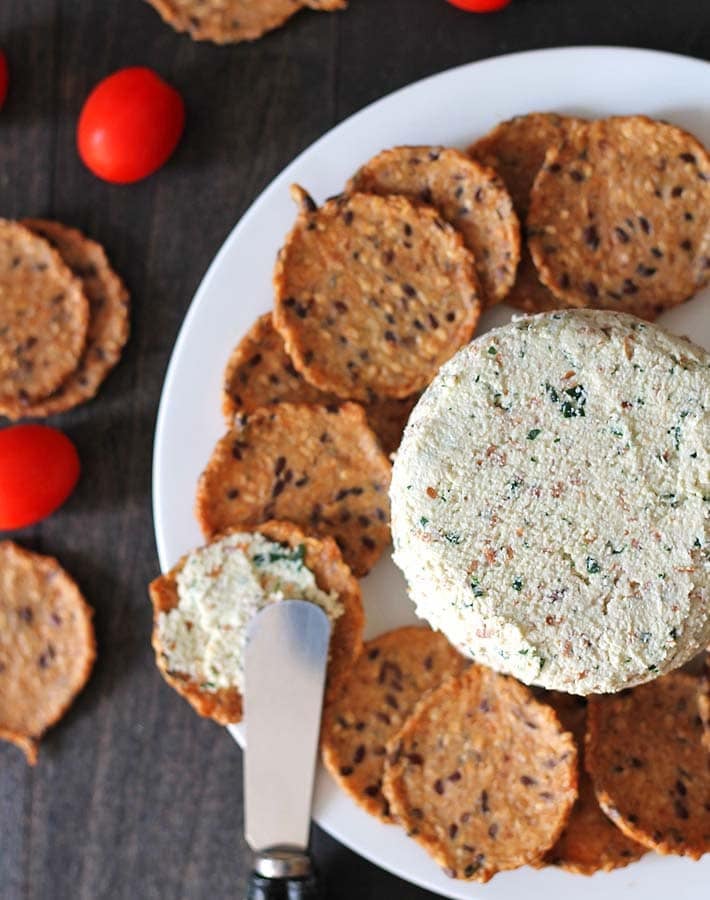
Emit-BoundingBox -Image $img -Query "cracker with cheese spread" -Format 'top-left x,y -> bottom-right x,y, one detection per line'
149,521 -> 363,724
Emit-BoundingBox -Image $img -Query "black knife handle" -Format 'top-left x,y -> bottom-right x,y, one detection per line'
246,871 -> 321,900
246,847 -> 323,900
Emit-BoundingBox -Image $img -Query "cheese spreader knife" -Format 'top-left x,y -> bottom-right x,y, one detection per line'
244,600 -> 331,900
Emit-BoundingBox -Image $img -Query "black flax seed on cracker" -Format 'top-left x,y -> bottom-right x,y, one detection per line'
273,186 -> 482,402
527,116 -> 710,320
321,626 -> 467,821
382,665 -> 578,883
348,146 -> 520,305
195,401 -> 391,577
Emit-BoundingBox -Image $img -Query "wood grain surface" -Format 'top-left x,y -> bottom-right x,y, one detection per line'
0,1 -> 707,897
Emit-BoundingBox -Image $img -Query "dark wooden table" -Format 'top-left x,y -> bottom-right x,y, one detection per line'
0,1 -> 707,897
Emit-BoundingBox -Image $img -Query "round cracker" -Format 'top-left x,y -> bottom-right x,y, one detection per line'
223,313 -> 336,419
144,0 -> 344,44
222,313 -> 417,455
0,541 -> 96,764
149,521 -> 363,724
13,219 -> 130,419
382,666 -> 578,882
348,146 -> 520,305
0,220 -> 89,415
273,187 -> 481,401
469,113 -> 583,315
322,627 -> 467,821
528,116 -> 710,319
469,113 -> 583,217
700,653 -> 710,752
196,401 -> 391,577
539,692 -> 646,874
586,672 -> 710,859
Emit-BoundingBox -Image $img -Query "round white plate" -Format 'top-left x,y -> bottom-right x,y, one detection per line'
153,47 -> 710,899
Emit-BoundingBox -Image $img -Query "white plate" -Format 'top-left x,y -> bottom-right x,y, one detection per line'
153,47 -> 710,899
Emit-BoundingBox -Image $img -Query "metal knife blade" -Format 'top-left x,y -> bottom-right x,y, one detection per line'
244,600 -> 331,853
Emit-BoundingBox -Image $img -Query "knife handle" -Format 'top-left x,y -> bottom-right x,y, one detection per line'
246,847 -> 323,900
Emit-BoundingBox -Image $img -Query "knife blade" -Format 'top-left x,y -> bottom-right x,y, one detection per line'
244,600 -> 331,899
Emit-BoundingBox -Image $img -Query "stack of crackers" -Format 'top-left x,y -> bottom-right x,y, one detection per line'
150,110 -> 709,880
323,627 -> 709,881
0,219 -> 130,420
0,221 -> 129,761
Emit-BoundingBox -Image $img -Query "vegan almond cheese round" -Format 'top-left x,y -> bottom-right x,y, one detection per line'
390,309 -> 710,695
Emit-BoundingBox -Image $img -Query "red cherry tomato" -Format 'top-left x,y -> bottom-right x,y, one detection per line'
0,425 -> 80,530
0,51 -> 9,110
77,66 -> 185,184
446,0 -> 512,11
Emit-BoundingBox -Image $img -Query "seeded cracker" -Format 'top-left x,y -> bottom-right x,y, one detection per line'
469,113 -> 583,216
700,654 -> 710,752
528,116 -> 710,319
14,220 -> 130,418
222,313 -> 417,454
348,146 -> 520,305
196,402 -> 391,576
382,666 -> 577,882
469,113 -> 584,314
322,627 -> 467,821
149,521 -> 363,724
586,672 -> 710,858
144,0 -> 344,44
0,541 -> 96,765
539,692 -> 646,874
0,220 -> 88,417
273,187 -> 481,402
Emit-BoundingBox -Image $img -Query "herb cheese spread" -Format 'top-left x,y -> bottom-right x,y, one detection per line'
390,310 -> 709,694
157,532 -> 343,692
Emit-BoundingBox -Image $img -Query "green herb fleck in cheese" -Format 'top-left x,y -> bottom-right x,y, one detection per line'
157,532 -> 343,692
391,310 -> 710,695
